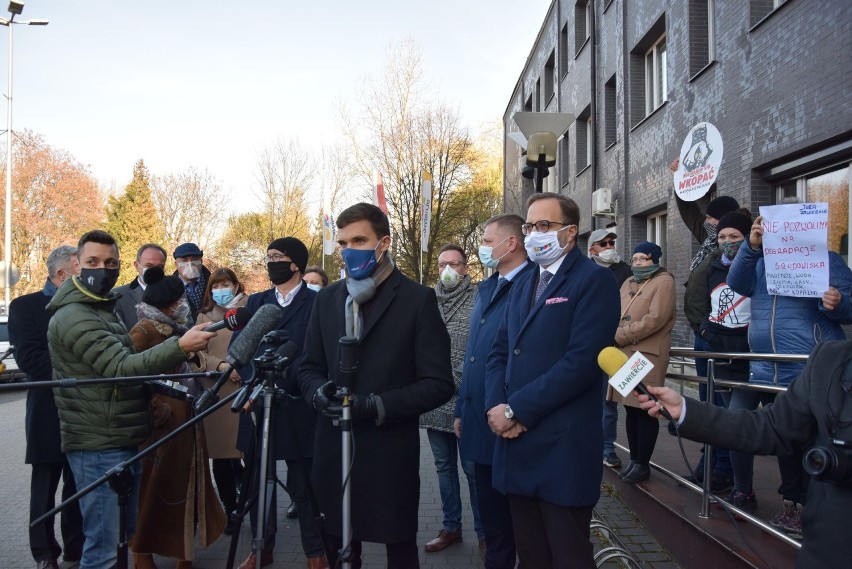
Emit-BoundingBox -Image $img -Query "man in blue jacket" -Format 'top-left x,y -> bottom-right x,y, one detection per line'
454,213 -> 532,568
485,194 -> 620,568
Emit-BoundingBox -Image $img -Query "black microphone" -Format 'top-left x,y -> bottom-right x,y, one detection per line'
203,307 -> 251,333
276,340 -> 300,367
225,304 -> 281,367
338,336 -> 358,390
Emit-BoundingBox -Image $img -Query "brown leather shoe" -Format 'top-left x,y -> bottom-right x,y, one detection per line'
424,529 -> 463,552
307,555 -> 329,569
238,551 -> 274,569
479,538 -> 487,559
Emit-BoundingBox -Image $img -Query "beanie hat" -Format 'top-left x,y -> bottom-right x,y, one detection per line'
705,196 -> 739,220
632,241 -> 662,264
716,211 -> 752,239
268,237 -> 309,273
141,267 -> 186,308
173,242 -> 203,258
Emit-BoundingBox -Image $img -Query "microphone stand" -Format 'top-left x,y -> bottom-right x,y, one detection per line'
334,336 -> 358,569
31,384 -> 242,569
0,371 -> 215,392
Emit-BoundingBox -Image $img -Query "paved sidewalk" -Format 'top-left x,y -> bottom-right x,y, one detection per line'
0,388 -> 679,568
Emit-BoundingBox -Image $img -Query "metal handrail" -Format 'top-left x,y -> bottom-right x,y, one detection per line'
641,347 -> 808,550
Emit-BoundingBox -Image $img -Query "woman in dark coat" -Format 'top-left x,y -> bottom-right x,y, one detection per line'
128,267 -> 225,569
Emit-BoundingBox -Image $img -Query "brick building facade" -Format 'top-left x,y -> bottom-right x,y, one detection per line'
504,0 -> 852,345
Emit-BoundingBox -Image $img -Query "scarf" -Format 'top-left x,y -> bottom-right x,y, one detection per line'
136,302 -> 191,336
435,275 -> 473,323
344,255 -> 394,339
42,277 -> 58,297
690,224 -> 718,272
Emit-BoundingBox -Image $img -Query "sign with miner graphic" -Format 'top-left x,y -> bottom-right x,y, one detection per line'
673,122 -> 724,201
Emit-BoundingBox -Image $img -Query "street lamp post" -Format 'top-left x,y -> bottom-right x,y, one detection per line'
0,1 -> 47,312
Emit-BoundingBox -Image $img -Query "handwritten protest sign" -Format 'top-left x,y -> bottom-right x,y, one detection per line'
759,203 -> 829,298
673,122 -> 724,201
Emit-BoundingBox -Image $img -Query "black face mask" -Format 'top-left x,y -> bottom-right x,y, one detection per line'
79,268 -> 120,297
267,262 -> 296,286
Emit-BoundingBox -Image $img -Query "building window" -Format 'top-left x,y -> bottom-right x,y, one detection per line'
630,14 -> 666,127
534,78 -> 541,111
751,0 -> 786,27
689,0 -> 715,76
774,163 -> 851,261
559,23 -> 569,78
524,94 -> 532,112
646,211 -> 668,266
604,75 -> 617,147
544,51 -> 555,106
575,0 -> 590,55
559,130 -> 570,187
645,35 -> 667,116
575,106 -> 591,173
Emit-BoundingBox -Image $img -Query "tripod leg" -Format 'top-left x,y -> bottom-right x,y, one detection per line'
107,468 -> 136,569
226,441 -> 257,569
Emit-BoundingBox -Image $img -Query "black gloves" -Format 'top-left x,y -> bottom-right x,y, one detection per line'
350,394 -> 380,423
312,381 -> 340,415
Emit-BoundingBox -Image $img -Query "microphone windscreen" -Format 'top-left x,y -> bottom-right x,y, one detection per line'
598,346 -> 628,377
227,304 -> 281,366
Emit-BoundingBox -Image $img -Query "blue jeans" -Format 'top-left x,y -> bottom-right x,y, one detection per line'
694,333 -> 733,478
728,388 -> 807,503
602,372 -> 618,455
426,429 -> 484,539
67,448 -> 140,569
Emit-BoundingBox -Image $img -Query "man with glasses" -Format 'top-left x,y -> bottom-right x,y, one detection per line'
587,229 -> 632,471
420,244 -> 485,555
231,237 -> 326,569
173,242 -> 210,321
485,194 -> 620,568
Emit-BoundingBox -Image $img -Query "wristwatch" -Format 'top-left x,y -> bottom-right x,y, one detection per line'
504,405 -> 515,420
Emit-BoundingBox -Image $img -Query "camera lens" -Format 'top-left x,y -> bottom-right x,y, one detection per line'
803,447 -> 832,478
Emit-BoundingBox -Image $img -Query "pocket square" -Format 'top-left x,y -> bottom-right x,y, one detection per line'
545,296 -> 569,305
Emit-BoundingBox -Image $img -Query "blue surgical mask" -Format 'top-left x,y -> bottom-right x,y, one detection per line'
478,237 -> 510,270
342,240 -> 385,280
211,288 -> 235,307
306,283 -> 322,292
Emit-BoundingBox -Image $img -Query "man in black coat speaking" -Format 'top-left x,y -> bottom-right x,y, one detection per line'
10,245 -> 84,569
640,339 -> 852,569
299,202 -> 454,569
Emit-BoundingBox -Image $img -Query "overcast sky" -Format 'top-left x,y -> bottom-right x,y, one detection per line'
4,0 -> 551,212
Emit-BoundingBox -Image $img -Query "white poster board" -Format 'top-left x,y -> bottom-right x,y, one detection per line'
759,203 -> 830,298
673,122 -> 724,202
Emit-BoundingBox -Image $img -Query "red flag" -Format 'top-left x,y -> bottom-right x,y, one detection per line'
374,172 -> 388,214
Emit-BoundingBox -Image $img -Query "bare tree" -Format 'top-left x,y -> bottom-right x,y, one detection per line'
150,166 -> 228,252
340,38 -> 479,282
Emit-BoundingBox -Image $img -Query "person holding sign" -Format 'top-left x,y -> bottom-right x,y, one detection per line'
607,241 -> 676,484
725,212 -> 852,537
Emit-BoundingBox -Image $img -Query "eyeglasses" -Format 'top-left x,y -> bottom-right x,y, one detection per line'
438,260 -> 466,269
630,255 -> 653,263
521,220 -> 568,235
265,254 -> 290,263
596,239 -> 616,248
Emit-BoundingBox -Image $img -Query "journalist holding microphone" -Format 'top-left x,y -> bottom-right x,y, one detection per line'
639,339 -> 852,569
47,230 -> 216,569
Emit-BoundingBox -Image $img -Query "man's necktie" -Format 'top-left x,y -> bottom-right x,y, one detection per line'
534,270 -> 553,303
491,277 -> 508,301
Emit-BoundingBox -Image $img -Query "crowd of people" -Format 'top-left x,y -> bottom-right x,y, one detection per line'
11,181 -> 852,569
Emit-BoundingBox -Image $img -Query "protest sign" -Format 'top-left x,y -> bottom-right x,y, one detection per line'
759,203 -> 829,297
673,122 -> 724,201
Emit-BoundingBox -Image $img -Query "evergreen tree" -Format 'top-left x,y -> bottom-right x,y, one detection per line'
104,159 -> 164,285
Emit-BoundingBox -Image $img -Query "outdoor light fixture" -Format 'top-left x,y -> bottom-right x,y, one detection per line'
512,112 -> 574,192
7,2 -> 22,16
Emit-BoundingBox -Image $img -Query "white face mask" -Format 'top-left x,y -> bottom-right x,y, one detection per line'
593,249 -> 620,265
306,283 -> 322,292
440,265 -> 463,290
525,226 -> 570,265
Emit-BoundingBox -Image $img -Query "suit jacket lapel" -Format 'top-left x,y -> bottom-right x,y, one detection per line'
359,268 -> 400,341
517,248 -> 579,337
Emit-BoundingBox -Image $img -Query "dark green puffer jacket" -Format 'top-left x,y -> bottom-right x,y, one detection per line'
47,276 -> 188,452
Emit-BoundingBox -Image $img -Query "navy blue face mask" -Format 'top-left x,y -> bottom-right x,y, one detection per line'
342,240 -> 384,280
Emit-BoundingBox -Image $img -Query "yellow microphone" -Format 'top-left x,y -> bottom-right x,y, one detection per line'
598,346 -> 672,421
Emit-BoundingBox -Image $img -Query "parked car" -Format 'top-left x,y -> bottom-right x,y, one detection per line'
0,314 -> 24,382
